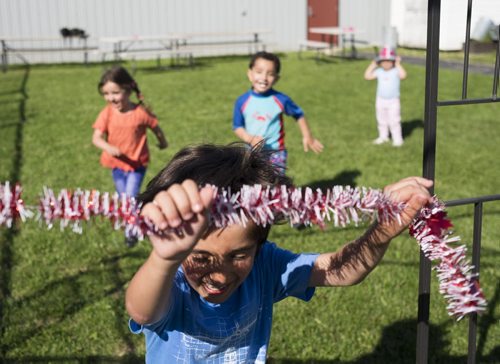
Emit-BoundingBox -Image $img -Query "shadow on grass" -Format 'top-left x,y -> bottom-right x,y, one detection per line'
1,249 -> 147,357
401,118 -> 423,139
130,53 -> 260,74
2,354 -> 144,363
477,280 -> 500,360
0,64 -> 29,360
304,169 -> 362,190
268,318 -> 500,363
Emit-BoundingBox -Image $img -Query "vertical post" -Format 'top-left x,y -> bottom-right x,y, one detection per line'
83,37 -> 89,65
1,40 -> 8,73
462,0 -> 473,99
467,202 -> 483,364
417,0 -> 441,362
350,33 -> 357,59
492,25 -> 500,98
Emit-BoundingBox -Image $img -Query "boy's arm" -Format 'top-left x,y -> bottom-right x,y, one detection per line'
125,181 -> 214,325
92,128 -> 121,157
364,60 -> 378,80
309,177 -> 433,287
297,116 -> 324,153
395,56 -> 407,80
234,127 -> 264,146
152,125 -> 168,149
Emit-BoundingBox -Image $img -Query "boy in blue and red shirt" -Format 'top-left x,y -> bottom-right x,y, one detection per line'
233,51 -> 323,172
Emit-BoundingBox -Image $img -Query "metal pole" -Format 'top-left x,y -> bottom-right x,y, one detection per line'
1,40 -> 8,73
467,202 -> 483,364
462,0 -> 473,99
492,25 -> 500,99
417,0 -> 441,362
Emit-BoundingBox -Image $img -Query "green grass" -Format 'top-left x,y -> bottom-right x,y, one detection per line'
1,53 -> 499,363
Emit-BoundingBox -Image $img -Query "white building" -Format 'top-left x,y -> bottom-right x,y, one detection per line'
340,0 -> 500,50
0,0 -> 498,65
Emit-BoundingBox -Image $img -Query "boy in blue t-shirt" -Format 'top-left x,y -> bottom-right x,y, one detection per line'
233,51 -> 323,172
126,142 -> 433,363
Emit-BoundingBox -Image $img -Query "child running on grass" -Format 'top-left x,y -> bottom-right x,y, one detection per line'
92,66 -> 168,199
233,51 -> 323,173
364,46 -> 407,147
126,142 -> 433,363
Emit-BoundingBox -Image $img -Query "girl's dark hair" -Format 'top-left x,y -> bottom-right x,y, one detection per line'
98,66 -> 152,112
139,142 -> 293,244
249,51 -> 281,75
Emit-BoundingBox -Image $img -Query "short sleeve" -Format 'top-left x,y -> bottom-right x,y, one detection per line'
233,93 -> 249,129
259,242 -> 319,303
92,107 -> 110,133
274,93 -> 304,120
140,107 -> 158,128
128,270 -> 183,339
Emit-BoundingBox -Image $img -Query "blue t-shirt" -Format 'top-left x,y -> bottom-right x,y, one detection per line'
232,89 -> 304,151
130,242 -> 319,363
375,67 -> 401,99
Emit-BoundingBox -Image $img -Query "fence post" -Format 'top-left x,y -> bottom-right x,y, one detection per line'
417,0 -> 441,362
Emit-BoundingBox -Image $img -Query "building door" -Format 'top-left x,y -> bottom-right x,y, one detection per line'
307,0 -> 339,42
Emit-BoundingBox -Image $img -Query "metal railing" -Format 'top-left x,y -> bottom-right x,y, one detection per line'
417,0 -> 500,362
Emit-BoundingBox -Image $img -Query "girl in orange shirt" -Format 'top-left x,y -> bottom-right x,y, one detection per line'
92,66 -> 168,199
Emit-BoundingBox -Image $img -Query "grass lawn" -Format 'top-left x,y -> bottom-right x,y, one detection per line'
0,52 -> 499,363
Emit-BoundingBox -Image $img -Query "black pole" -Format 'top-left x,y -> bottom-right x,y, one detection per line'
417,0 -> 441,362
467,202 -> 483,364
462,0 -> 473,99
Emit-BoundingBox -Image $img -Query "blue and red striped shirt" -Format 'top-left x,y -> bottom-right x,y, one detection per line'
233,89 -> 304,151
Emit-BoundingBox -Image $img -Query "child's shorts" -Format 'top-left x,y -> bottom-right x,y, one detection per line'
269,149 -> 287,174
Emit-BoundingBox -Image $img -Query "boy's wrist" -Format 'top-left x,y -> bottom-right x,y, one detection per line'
150,249 -> 185,273
363,222 -> 392,247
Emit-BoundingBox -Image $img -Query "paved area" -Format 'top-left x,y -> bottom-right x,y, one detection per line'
358,52 -> 497,76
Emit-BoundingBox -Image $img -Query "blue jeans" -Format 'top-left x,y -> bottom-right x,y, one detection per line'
112,167 -> 146,198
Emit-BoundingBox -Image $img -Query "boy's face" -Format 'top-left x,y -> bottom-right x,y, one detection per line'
247,58 -> 279,94
379,60 -> 395,71
181,223 -> 260,304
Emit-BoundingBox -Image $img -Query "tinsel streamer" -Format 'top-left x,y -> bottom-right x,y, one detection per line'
0,182 -> 488,320
0,181 -> 33,228
409,196 -> 487,320
209,184 -> 403,229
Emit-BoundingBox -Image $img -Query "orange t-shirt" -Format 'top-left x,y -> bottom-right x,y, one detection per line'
92,104 -> 158,171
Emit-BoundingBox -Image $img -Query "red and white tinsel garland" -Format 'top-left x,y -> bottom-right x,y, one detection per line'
409,197 -> 487,320
0,182 -> 488,320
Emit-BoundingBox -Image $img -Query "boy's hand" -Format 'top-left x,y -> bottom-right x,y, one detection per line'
303,137 -> 324,154
250,135 -> 264,147
374,177 -> 433,242
140,180 -> 215,261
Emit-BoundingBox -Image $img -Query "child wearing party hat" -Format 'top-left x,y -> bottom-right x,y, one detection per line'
364,45 -> 407,147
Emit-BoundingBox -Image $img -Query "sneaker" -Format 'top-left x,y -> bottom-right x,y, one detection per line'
373,137 -> 389,145
392,140 -> 404,147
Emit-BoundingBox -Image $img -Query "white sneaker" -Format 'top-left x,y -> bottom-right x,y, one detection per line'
392,140 -> 404,147
373,137 -> 389,145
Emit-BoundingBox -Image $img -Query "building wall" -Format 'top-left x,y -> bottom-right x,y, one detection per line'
0,0 -> 308,64
2,0 -> 498,65
340,0 -> 500,51
339,0 -> 392,48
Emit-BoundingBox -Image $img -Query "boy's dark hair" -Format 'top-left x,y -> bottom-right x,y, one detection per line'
139,142 -> 293,244
249,51 -> 281,75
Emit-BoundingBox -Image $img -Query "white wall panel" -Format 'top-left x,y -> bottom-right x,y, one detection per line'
339,0 -> 391,48
0,0 -> 307,64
